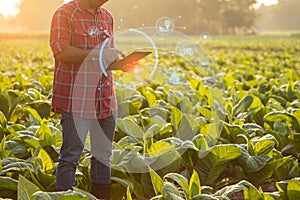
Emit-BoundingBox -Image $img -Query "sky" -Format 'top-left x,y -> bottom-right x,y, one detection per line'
0,0 -> 279,19
0,0 -> 21,18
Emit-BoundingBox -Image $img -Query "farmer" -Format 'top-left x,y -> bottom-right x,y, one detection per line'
49,0 -> 130,199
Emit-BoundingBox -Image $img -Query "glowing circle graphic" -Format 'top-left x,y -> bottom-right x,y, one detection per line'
71,16 -> 225,173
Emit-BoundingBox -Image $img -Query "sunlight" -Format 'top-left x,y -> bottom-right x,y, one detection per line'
0,0 -> 21,18
261,0 -> 278,6
254,0 -> 278,9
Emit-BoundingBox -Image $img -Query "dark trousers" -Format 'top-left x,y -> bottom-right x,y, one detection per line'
56,111 -> 116,191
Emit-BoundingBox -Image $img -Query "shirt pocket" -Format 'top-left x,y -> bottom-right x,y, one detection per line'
71,29 -> 90,48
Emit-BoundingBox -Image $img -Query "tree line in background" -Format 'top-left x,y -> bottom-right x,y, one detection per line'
257,0 -> 300,31
0,0 -> 299,34
106,0 -> 258,34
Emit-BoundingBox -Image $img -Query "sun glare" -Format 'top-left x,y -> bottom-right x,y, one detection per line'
254,0 -> 278,9
262,0 -> 278,6
0,0 -> 21,18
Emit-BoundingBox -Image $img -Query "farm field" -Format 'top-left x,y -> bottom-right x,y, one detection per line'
0,34 -> 299,200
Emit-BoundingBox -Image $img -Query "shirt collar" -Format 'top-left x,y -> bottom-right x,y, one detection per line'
75,0 -> 103,14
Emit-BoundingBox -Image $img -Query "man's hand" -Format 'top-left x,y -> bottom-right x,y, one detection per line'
102,48 -> 125,68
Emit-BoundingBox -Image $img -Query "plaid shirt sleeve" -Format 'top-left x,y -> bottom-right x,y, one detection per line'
50,9 -> 72,56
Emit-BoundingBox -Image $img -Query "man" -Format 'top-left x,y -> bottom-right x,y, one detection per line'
50,0 -> 127,199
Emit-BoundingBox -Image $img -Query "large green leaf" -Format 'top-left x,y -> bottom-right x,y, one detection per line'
73,187 -> 97,200
145,90 -> 157,107
147,141 -> 176,157
171,106 -> 182,130
18,175 -> 41,200
293,109 -> 300,125
245,156 -> 290,187
117,118 -> 144,139
36,166 -> 56,190
198,107 -> 211,119
0,176 -> 18,191
0,111 -> 7,129
0,136 -> 8,159
0,161 -> 33,175
167,90 -> 182,107
164,173 -> 189,198
17,134 -> 41,148
201,122 -> 222,146
38,148 -> 53,172
274,157 -> 299,182
111,177 -> 134,190
22,165 -> 46,191
242,123 -> 264,135
110,182 -> 127,200
147,107 -> 170,121
214,180 -> 262,199
127,186 -> 133,200
149,168 -> 164,195
161,182 -> 184,200
4,140 -> 29,159
123,153 -> 151,172
118,101 -> 141,118
192,134 -> 208,152
238,148 -> 272,173
189,170 -> 201,198
252,134 -> 277,155
34,120 -> 55,147
264,111 -> 300,132
149,150 -> 181,174
144,124 -> 163,140
287,180 -> 300,200
195,144 -> 241,185
26,107 -> 42,124
0,94 -> 10,119
223,122 -> 248,142
177,115 -> 198,141
179,97 -> 194,114
32,190 -> 88,200
233,95 -> 262,116
27,100 -> 51,118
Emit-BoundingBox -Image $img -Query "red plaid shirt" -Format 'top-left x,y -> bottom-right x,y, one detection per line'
50,0 -> 117,119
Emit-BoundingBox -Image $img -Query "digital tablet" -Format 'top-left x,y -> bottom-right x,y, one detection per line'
108,50 -> 152,70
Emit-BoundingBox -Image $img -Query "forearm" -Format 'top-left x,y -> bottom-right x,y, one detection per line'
55,46 -> 98,63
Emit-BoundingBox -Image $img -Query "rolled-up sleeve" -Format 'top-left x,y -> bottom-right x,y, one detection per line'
50,10 -> 71,56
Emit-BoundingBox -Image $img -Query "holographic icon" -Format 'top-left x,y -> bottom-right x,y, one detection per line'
200,31 -> 211,41
159,20 -> 172,33
179,47 -> 194,57
177,41 -> 196,57
170,71 -> 179,84
165,20 -> 171,28
155,16 -> 174,35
